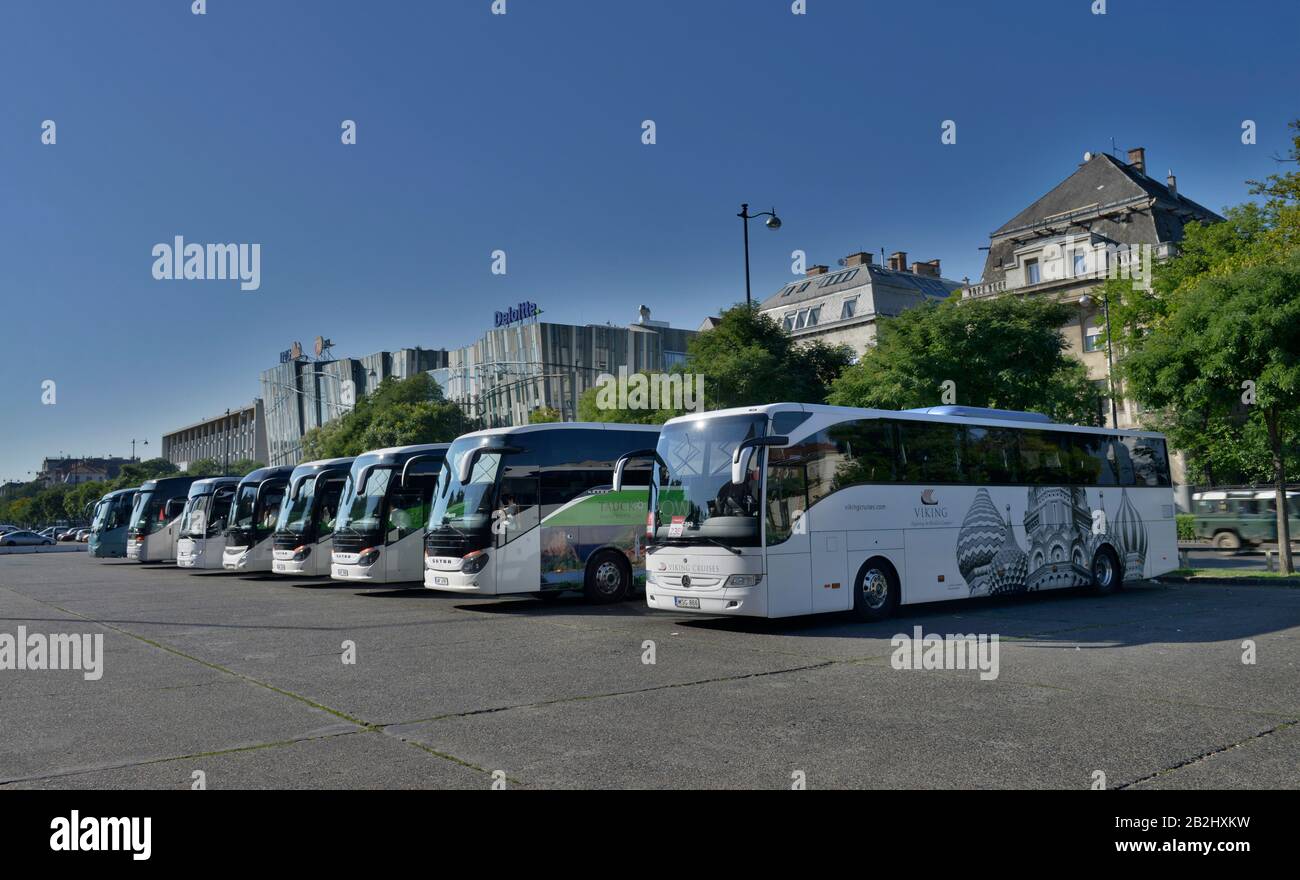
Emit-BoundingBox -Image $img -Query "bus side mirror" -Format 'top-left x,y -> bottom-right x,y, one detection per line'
730,436 -> 788,485
612,449 -> 659,493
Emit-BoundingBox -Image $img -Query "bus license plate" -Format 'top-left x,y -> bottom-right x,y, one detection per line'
433,577 -> 449,585
674,597 -> 700,609
273,562 -> 286,572
336,567 -> 348,577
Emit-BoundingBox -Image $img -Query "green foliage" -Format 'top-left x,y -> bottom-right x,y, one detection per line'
1175,514 -> 1196,542
527,406 -> 563,424
828,295 -> 1103,425
227,459 -> 266,477
185,457 -> 226,477
300,373 -> 472,459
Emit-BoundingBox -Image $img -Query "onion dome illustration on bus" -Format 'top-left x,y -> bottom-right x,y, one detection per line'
957,488 -> 1004,596
1023,485 -> 1094,591
986,505 -> 1030,596
1113,488 -> 1149,578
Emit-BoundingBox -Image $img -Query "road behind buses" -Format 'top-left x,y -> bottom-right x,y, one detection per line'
176,477 -> 239,569
272,457 -> 354,577
424,423 -> 660,602
222,466 -> 293,572
127,476 -> 201,562
332,444 -> 448,584
631,403 -> 1178,620
88,487 -> 139,559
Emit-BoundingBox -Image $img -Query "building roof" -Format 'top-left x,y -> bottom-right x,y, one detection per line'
759,263 -> 961,314
981,152 -> 1224,281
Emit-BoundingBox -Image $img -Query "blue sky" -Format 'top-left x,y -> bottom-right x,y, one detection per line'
1,0 -> 1297,481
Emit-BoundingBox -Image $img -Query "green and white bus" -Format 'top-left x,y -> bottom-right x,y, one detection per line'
423,423 -> 660,603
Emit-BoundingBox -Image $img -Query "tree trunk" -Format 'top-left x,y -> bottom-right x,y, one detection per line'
1267,409 -> 1294,575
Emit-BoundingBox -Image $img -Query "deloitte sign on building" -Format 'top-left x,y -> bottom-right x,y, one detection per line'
495,301 -> 539,327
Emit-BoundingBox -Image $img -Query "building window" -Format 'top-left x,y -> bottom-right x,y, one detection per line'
783,313 -> 796,332
1084,328 -> 1103,352
1025,258 -> 1040,285
795,309 -> 809,329
806,306 -> 821,327
840,297 -> 858,320
1072,250 -> 1089,278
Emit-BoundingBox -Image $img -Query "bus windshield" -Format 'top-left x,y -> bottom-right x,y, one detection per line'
654,414 -> 766,546
91,500 -> 111,532
339,468 -> 392,534
428,440 -> 500,533
277,477 -> 319,535
180,494 -> 211,537
230,485 -> 259,531
129,490 -> 169,535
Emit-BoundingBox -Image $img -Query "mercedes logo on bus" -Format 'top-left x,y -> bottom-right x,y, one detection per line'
681,574 -> 692,588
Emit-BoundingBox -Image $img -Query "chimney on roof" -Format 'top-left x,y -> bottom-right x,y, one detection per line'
805,264 -> 829,277
1126,147 -> 1146,174
843,251 -> 873,267
911,259 -> 941,278
887,251 -> 908,272
1166,170 -> 1177,196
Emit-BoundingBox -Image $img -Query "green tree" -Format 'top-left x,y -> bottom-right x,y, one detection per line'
184,457 -> 225,477
1123,256 -> 1300,573
829,294 -> 1103,424
528,406 -> 563,424
228,459 -> 266,476
300,373 -> 472,459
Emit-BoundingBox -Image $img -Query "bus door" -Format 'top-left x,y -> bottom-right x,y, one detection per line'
492,465 -> 542,593
384,464 -> 441,581
763,451 -> 812,616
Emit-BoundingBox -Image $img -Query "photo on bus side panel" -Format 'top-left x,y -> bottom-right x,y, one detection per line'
957,486 -> 1150,597
538,486 -> 648,588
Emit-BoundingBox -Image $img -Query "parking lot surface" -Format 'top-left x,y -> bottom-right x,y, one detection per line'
1,554 -> 1297,789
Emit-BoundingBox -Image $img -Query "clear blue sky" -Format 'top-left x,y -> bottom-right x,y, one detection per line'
2,0 -> 1297,481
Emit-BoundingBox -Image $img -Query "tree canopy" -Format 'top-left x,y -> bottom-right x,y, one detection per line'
300,373 -> 472,460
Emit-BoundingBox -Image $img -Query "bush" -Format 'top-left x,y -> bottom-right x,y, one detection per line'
1176,514 -> 1196,542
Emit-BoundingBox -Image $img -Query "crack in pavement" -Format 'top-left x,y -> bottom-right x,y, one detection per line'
1114,718 -> 1299,789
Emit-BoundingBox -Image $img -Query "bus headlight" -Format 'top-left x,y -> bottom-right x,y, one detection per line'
461,550 -> 489,574
358,547 -> 380,566
292,545 -> 312,561
725,574 -> 763,588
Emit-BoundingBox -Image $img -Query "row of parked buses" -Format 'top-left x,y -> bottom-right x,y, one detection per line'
85,405 -> 1180,619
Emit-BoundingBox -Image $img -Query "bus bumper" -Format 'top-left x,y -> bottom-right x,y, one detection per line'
645,580 -> 766,616
331,552 -> 381,581
423,561 -> 495,594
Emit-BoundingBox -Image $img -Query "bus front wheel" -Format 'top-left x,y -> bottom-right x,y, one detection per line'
1089,546 -> 1121,594
851,557 -> 899,621
584,551 -> 631,604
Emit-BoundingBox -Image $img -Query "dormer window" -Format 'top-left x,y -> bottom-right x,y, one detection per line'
1025,258 -> 1041,285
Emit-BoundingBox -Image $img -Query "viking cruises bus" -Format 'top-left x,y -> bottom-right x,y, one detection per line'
622,404 -> 1177,620
176,477 -> 239,569
424,423 -> 660,602
271,457 -> 354,577
331,444 -> 449,584
222,466 -> 293,572
127,476 -> 201,562
88,487 -> 139,559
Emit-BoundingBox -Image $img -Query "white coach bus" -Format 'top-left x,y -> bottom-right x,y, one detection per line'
222,466 -> 294,572
331,444 -> 449,584
176,477 -> 239,569
423,423 -> 660,603
620,403 -> 1177,620
271,457 -> 354,576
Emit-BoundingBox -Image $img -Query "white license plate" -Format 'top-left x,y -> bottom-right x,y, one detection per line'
674,597 -> 701,609
336,567 -> 348,577
433,576 -> 449,585
273,562 -> 286,572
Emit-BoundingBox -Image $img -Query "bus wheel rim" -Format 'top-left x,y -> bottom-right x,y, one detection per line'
595,560 -> 621,594
862,569 -> 889,609
1094,553 -> 1113,587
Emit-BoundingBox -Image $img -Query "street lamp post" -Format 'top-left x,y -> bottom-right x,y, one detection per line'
130,439 -> 148,462
738,203 -> 782,307
1080,292 -> 1119,428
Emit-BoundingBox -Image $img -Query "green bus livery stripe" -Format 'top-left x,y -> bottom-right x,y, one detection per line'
544,489 -> 648,527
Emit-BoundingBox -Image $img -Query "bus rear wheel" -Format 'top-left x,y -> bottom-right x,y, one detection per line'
584,551 -> 631,604
851,557 -> 899,621
1089,546 -> 1121,594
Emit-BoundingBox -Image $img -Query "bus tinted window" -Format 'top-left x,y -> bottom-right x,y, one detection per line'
828,420 -> 897,487
895,421 -> 962,483
1123,435 -> 1171,487
1018,430 -> 1068,483
963,426 -> 1018,484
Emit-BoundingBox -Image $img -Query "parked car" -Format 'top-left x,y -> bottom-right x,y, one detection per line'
38,527 -> 59,540
75,528 -> 92,542
57,528 -> 81,541
0,530 -> 56,547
